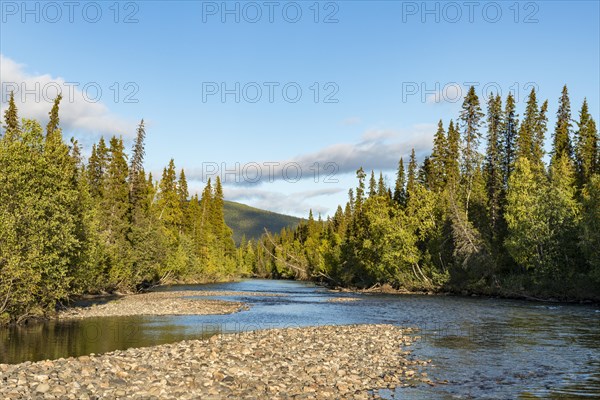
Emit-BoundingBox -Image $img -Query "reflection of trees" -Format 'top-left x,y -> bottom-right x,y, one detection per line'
0,316 -> 221,364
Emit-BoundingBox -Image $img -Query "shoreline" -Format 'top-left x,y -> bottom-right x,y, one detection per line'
323,282 -> 600,305
0,324 -> 433,399
56,290 -> 284,320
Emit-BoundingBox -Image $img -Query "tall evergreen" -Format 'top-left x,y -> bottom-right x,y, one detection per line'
430,119 -> 447,190
575,99 -> 599,185
377,172 -> 387,197
3,91 -> 20,139
459,86 -> 484,216
445,120 -> 461,190
368,170 -> 377,198
406,149 -> 417,199
484,94 -> 504,239
46,93 -> 62,139
102,136 -> 133,287
157,159 -> 183,238
87,137 -> 109,199
393,157 -> 406,206
129,120 -> 148,223
212,176 -> 233,250
501,92 -> 519,188
516,89 -> 539,163
552,85 -> 573,165
177,169 -> 190,232
355,168 -> 366,211
532,100 -> 549,170
129,120 -> 147,205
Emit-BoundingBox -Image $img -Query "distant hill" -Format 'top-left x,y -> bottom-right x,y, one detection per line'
223,201 -> 303,244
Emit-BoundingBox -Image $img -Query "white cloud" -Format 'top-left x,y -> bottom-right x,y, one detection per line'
0,54 -> 135,137
183,123 -> 437,185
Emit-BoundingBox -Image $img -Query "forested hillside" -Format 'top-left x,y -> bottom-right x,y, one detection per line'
0,93 -> 246,325
242,86 -> 600,301
223,201 -> 302,244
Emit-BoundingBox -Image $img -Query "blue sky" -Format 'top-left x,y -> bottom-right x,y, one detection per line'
1,0 -> 599,216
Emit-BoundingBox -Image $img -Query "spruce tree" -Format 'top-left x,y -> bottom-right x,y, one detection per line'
158,159 -> 183,236
484,93 -> 503,239
368,170 -> 377,198
406,148 -> 417,200
501,92 -> 519,188
178,169 -> 190,233
532,100 -> 549,172
129,120 -> 148,219
3,91 -> 20,139
87,137 -> 109,199
459,86 -> 484,216
418,156 -> 433,189
552,85 -> 573,165
516,89 -> 539,163
355,168 -> 366,211
102,136 -> 133,288
430,119 -> 447,191
575,99 -> 599,185
393,157 -> 406,206
445,120 -> 460,190
46,94 -> 62,139
377,172 -> 387,197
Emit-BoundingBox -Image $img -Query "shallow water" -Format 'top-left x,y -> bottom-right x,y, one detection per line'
1,279 -> 598,398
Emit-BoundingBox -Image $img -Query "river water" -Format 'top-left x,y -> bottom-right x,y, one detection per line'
1,279 -> 599,398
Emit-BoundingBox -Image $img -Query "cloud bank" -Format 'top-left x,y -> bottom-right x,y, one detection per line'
0,54 -> 135,137
183,123 -> 436,185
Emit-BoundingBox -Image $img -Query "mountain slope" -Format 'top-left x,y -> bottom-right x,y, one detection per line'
223,201 -> 303,244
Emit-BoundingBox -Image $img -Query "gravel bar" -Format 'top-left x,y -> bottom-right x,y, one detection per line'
57,291 -> 260,319
0,324 -> 433,399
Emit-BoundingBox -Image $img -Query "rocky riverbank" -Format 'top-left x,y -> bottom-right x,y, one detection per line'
0,324 -> 434,399
57,290 -> 279,319
326,297 -> 361,303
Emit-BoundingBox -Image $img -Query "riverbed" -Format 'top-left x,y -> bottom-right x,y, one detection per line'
1,279 -> 599,398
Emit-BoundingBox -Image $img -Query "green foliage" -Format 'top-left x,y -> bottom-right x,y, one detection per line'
0,118 -> 80,322
501,92 -> 519,188
393,157 -> 406,206
250,86 -> 599,301
445,120 -> 461,190
505,156 -> 549,271
552,85 -> 574,165
0,102 -> 240,325
484,94 -> 504,242
430,120 -> 447,191
459,86 -> 484,215
2,91 -> 20,138
580,175 -> 600,283
575,99 -> 599,186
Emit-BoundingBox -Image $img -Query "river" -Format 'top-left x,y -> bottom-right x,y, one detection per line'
1,279 -> 599,398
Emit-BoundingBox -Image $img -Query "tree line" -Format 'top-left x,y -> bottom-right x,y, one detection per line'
242,86 -> 600,301
0,93 -> 243,325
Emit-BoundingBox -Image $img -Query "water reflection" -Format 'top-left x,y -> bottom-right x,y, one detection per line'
0,316 -> 220,363
0,279 -> 598,399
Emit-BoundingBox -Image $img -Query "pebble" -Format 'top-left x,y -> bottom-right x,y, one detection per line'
0,324 -> 431,399
57,291 -> 264,319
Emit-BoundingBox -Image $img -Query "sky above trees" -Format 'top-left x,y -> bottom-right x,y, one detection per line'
1,0 -> 598,216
